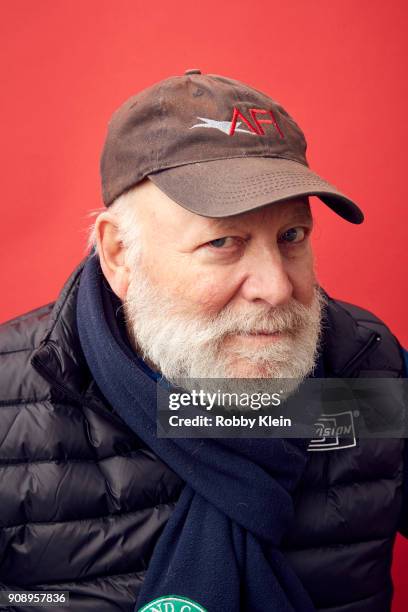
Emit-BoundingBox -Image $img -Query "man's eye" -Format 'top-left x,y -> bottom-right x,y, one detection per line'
279,227 -> 306,244
207,236 -> 235,248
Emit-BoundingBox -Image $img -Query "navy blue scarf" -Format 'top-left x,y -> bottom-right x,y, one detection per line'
76,253 -> 316,612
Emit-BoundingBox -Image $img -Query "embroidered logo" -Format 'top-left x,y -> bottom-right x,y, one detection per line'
138,595 -> 208,612
307,410 -> 357,452
190,106 -> 284,138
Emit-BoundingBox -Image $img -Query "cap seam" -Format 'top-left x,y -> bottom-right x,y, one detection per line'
155,81 -> 167,169
150,181 -> 346,202
146,153 -> 308,176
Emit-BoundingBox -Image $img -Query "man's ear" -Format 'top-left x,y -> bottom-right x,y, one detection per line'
94,212 -> 130,301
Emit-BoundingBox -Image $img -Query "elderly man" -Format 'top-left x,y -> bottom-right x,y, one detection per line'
0,70 -> 407,612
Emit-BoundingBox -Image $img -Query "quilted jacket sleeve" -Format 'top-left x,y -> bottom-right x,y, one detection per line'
397,348 -> 408,538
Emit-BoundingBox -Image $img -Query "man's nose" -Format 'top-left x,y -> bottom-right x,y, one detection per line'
239,247 -> 293,307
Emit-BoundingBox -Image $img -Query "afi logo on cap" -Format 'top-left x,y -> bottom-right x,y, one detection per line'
190,106 -> 284,137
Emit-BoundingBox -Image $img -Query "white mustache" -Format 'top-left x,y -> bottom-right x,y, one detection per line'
190,302 -> 310,344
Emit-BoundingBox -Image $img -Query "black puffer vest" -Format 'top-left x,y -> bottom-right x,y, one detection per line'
0,256 -> 406,612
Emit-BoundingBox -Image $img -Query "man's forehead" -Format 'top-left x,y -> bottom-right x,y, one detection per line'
169,198 -> 312,247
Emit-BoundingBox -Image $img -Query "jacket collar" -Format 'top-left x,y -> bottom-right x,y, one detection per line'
31,255 -> 379,403
319,290 -> 379,376
31,255 -> 93,399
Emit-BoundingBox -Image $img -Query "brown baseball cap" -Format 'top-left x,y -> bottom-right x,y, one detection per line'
100,69 -> 364,223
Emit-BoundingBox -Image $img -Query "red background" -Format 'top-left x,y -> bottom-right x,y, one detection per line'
1,0 -> 407,607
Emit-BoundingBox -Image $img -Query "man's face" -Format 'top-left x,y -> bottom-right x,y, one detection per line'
121,179 -> 326,383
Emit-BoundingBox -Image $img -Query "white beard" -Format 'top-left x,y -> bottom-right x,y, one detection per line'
123,265 -> 328,406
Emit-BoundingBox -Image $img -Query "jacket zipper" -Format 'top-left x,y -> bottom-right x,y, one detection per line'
337,331 -> 381,377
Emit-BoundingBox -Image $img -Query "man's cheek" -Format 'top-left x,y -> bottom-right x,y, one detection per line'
289,261 -> 316,302
188,277 -> 236,313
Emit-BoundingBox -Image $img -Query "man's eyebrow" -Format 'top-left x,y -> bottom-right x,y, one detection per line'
206,218 -> 245,232
285,209 -> 313,224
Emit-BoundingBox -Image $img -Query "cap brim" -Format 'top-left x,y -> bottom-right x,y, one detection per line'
147,157 -> 364,224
